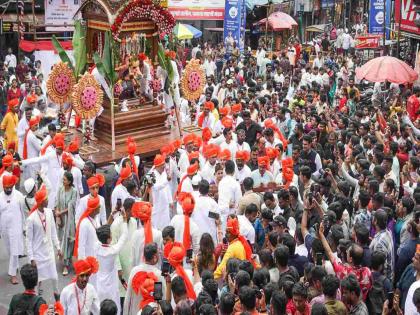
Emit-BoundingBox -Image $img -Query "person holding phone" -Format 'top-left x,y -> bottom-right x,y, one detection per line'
111,164 -> 132,211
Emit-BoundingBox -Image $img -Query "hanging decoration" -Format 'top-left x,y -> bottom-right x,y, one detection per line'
46,62 -> 76,105
181,59 -> 205,101
150,69 -> 162,93
111,0 -> 175,41
72,73 -> 104,119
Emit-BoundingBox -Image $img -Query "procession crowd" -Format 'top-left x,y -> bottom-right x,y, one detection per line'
0,29 -> 420,315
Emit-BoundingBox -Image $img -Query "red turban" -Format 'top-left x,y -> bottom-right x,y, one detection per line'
2,174 -> 17,188
138,53 -> 147,61
266,147 -> 280,159
172,139 -> 182,149
282,157 -> 294,170
219,106 -> 230,117
23,117 -> 41,159
221,117 -> 233,129
74,196 -> 100,258
179,192 -> 195,250
131,271 -> 158,309
67,137 -> 80,153
73,256 -> 99,276
153,154 -> 166,167
204,144 -> 220,159
8,98 -> 19,110
86,174 -> 105,189
29,116 -> 40,128
218,149 -> 231,161
40,133 -> 64,156
164,242 -> 196,300
26,94 -> 38,104
0,154 -> 13,176
126,137 -> 138,177
187,162 -> 199,176
231,103 -> 242,114
160,144 -> 174,156
202,127 -> 212,142
188,151 -> 200,162
235,150 -> 250,162
226,217 -> 255,267
7,141 -> 16,151
62,152 -> 74,167
204,101 -> 214,111
132,201 -> 153,245
283,168 -> 294,187
29,185 -> 48,215
193,136 -> 202,149
175,163 -> 199,200
183,133 -> 195,146
116,165 -> 132,186
39,302 -> 64,315
258,156 -> 270,169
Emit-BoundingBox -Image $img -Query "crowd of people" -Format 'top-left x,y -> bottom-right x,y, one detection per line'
0,29 -> 420,315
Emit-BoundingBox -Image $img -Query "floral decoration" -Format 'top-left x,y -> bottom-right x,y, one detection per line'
46,62 -> 75,105
181,59 -> 205,101
72,72 -> 104,119
111,0 -> 175,40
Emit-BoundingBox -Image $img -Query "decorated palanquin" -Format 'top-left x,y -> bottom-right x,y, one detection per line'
78,0 -> 175,146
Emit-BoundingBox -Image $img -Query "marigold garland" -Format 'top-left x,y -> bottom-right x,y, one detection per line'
46,62 -> 75,105
111,0 -> 175,40
181,59 -> 205,101
72,73 -> 104,119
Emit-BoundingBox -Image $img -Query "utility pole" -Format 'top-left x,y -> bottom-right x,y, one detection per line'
383,0 -> 386,55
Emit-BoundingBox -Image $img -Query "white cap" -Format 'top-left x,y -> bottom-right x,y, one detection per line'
227,79 -> 233,85
191,174 -> 202,186
24,178 -> 36,194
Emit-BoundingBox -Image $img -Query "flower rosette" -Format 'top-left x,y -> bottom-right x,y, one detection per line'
72,73 -> 103,119
181,59 -> 205,101
47,62 -> 76,105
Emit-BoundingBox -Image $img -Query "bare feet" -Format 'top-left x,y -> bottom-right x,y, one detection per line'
62,266 -> 69,276
10,276 -> 18,285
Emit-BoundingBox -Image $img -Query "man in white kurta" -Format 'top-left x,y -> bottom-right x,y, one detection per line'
0,175 -> 24,283
124,243 -> 166,315
235,151 -> 252,184
0,154 -> 13,192
26,186 -> 61,299
60,257 -> 100,315
131,221 -> 163,268
150,155 -> 172,230
110,198 -> 138,299
21,117 -> 41,182
218,160 -> 242,228
191,180 -> 220,244
17,107 -> 31,157
95,218 -> 128,314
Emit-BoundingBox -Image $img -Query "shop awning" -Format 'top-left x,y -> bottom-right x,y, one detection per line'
19,39 -> 72,52
205,27 -> 250,32
306,24 -> 331,33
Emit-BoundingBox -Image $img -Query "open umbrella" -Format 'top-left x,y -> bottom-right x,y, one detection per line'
255,12 -> 298,31
173,23 -> 202,40
355,56 -> 418,84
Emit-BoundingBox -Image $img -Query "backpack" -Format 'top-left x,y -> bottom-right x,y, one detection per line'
366,274 -> 386,315
12,294 -> 42,315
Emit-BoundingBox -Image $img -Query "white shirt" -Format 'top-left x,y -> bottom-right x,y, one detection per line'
17,117 -> 29,157
75,194 -> 107,226
192,195 -> 220,244
77,216 -> 99,259
218,175 -> 242,216
201,161 -> 216,183
235,165 -> 252,184
60,283 -> 100,315
5,53 -> 17,68
111,184 -> 131,211
131,227 -> 163,268
237,215 -> 255,244
405,280 -> 420,315
250,170 -> 274,188
170,214 -> 201,254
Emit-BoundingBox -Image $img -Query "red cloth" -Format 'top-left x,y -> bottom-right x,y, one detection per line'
7,88 -> 21,102
126,137 -> 138,177
179,193 -> 195,250
332,260 -> 372,300
131,271 -> 157,309
286,299 -> 311,315
407,94 -> 420,121
19,39 -> 73,52
226,217 -> 255,267
132,202 -> 153,244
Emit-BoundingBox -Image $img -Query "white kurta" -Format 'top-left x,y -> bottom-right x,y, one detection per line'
218,175 -> 242,224
17,117 -> 29,157
178,152 -> 190,176
166,157 -> 179,197
75,194 -> 107,226
123,263 -> 166,315
250,170 -> 274,188
95,223 -> 128,314
170,214 -> 201,255
22,130 -> 41,182
22,150 -> 63,209
131,227 -> 163,267
191,195 -> 220,244
111,216 -> 139,297
220,140 -> 238,162
235,165 -> 252,183
111,184 -> 130,210
237,215 -> 256,245
60,283 -> 100,315
0,189 -> 25,275
26,208 -> 60,281
200,161 -> 216,183
151,169 -> 172,230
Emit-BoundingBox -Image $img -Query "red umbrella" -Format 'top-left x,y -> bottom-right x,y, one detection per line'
355,56 -> 418,84
256,12 -> 298,31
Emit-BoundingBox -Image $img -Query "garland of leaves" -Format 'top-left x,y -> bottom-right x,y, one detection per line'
111,0 -> 175,40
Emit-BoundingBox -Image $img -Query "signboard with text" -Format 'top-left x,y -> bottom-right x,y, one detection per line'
368,0 -> 391,38
395,0 -> 420,36
168,0 -> 225,20
223,0 -> 245,53
44,0 -> 80,31
355,34 -> 381,49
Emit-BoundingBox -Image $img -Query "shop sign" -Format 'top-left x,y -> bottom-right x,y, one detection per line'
44,0 -> 80,31
395,0 -> 420,36
168,0 -> 225,20
355,34 -> 381,49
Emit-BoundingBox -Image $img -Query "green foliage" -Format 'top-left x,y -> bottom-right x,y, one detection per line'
72,20 -> 87,79
93,31 -> 117,86
157,42 -> 174,82
51,36 -> 74,72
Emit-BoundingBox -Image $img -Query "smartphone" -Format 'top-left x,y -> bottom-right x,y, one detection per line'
186,249 -> 193,260
154,282 -> 163,301
208,211 -> 220,220
316,253 -> 323,266
161,258 -> 171,276
387,292 -> 394,309
117,198 -> 122,209
308,192 -> 313,204
223,237 -> 228,245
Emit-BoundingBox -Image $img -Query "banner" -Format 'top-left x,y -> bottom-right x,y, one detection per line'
44,0 -> 80,31
395,0 -> 420,36
168,0 -> 225,20
368,0 -> 391,38
355,34 -> 381,49
223,0 -> 246,53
